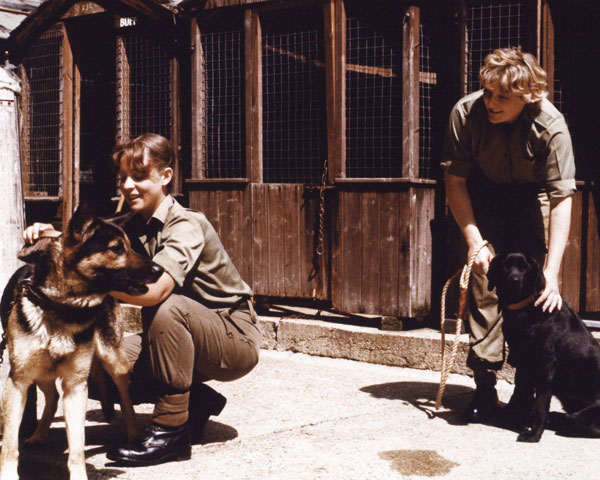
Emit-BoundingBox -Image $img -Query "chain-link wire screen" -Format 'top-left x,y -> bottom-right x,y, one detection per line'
123,34 -> 172,141
21,30 -> 63,197
202,28 -> 245,178
345,2 -> 403,178
419,25 -> 433,179
261,10 -> 327,184
465,0 -> 531,94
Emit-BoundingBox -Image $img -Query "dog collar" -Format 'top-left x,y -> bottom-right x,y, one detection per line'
24,284 -> 107,315
505,294 -> 537,311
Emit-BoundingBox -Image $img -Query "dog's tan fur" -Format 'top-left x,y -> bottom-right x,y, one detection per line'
0,209 -> 162,480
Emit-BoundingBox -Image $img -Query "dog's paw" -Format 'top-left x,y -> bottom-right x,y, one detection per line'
517,430 -> 541,443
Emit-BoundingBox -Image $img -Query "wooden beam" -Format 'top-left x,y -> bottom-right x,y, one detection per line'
116,34 -> 130,143
73,42 -> 81,210
541,0 -> 554,101
61,1 -> 106,19
245,9 -> 262,183
191,17 -> 206,179
171,54 -> 182,194
323,0 -> 336,184
459,0 -> 468,96
333,0 -> 345,179
401,5 -> 419,179
61,22 -> 74,228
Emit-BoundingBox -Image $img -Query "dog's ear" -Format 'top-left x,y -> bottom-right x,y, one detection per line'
529,256 -> 546,294
17,237 -> 54,264
65,204 -> 96,244
487,254 -> 501,292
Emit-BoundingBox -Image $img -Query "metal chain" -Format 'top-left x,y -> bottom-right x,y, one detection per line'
315,155 -> 329,257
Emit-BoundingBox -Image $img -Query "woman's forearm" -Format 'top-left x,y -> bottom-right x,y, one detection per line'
545,195 -> 572,276
445,172 -> 484,249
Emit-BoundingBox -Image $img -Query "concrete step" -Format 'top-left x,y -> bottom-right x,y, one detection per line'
117,300 -> 600,385
117,303 -> 516,381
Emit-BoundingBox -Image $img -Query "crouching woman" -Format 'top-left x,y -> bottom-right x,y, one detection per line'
102,133 -> 260,465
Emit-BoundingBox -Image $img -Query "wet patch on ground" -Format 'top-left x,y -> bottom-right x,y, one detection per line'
379,449 -> 459,476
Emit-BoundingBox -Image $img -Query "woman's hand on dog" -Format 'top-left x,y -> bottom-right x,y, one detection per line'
534,270 -> 562,313
23,222 -> 56,244
469,243 -> 494,275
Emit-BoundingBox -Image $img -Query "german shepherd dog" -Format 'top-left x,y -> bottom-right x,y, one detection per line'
0,206 -> 163,480
488,252 -> 600,443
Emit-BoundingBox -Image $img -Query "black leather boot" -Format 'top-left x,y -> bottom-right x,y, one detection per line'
107,423 -> 191,466
188,383 -> 227,442
461,368 -> 500,424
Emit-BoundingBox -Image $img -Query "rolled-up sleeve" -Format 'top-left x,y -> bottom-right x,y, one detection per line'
440,104 -> 472,178
152,216 -> 205,287
544,119 -> 576,199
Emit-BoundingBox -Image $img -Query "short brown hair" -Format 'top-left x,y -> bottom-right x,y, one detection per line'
112,133 -> 174,175
479,47 -> 548,104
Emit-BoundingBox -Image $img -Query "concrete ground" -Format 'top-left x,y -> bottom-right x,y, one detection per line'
7,348 -> 599,480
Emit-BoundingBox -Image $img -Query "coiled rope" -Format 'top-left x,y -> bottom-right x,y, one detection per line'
435,241 -> 489,410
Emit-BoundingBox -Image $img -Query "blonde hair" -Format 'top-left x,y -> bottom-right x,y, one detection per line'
479,47 -> 548,104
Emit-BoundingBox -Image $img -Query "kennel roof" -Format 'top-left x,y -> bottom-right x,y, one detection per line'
7,0 -> 183,48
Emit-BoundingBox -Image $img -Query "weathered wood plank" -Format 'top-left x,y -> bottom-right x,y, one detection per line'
401,5 -> 419,179
61,23 -> 74,226
331,188 -> 344,308
560,190 -> 582,310
190,18 -> 205,179
360,191 -> 379,313
396,189 -> 412,318
267,185 -> 284,296
334,0 -> 345,179
586,187 -> 600,311
340,190 -> 362,313
282,186 -> 301,296
378,190 -> 399,316
251,184 -> 268,295
245,10 -> 262,182
412,187 -> 434,316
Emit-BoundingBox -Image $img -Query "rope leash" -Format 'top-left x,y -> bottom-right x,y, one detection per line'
435,240 -> 489,410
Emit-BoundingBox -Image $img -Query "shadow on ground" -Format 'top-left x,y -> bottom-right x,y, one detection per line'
360,381 -> 474,425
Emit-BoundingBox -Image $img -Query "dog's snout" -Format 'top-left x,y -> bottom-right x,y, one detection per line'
508,274 -> 520,285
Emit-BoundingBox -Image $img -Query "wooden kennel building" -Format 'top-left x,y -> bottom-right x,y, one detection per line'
7,0 -> 600,322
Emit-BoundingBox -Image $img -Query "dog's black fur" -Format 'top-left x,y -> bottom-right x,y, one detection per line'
488,252 -> 600,442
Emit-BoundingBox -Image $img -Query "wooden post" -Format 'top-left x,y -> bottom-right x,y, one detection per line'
62,23 -> 74,228
333,0 -> 345,180
245,9 -> 262,183
540,0 -> 554,101
0,65 -> 25,393
402,5 -> 420,179
116,34 -> 130,143
191,17 -> 206,179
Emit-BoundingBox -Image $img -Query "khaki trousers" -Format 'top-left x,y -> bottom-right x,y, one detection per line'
124,294 -> 261,401
466,178 -> 549,370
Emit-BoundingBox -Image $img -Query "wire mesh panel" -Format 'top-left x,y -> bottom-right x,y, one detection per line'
465,0 -> 531,94
419,25 -> 433,179
201,28 -> 245,178
21,30 -> 63,197
123,34 -> 172,140
345,2 -> 403,178
261,10 -> 327,184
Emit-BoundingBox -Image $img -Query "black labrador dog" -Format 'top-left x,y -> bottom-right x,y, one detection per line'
488,252 -> 600,442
